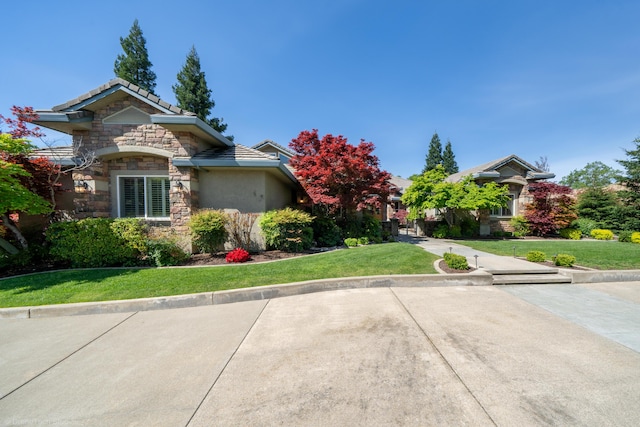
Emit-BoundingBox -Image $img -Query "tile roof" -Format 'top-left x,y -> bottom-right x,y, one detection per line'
192,144 -> 279,161
445,154 -> 543,182
51,78 -> 195,116
252,139 -> 295,157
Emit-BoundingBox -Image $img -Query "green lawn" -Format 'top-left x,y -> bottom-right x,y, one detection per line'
456,239 -> 640,270
0,243 -> 438,308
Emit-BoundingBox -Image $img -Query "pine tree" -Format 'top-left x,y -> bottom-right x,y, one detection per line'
616,137 -> 640,230
423,132 -> 443,173
442,139 -> 459,174
172,46 -> 230,138
114,19 -> 157,94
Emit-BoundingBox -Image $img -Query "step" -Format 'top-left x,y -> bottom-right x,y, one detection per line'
485,267 -> 559,275
492,273 -> 572,285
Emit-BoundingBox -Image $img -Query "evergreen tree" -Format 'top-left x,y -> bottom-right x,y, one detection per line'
172,46 -> 230,138
442,139 -> 459,174
114,19 -> 157,94
423,132 -> 443,173
616,137 -> 640,230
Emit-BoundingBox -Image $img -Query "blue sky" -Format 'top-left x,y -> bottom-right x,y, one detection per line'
2,0 -> 639,180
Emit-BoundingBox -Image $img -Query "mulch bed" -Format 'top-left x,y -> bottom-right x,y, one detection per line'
437,260 -> 476,274
183,250 -> 310,266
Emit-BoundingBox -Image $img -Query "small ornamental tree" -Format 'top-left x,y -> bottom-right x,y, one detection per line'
402,165 -> 510,226
524,182 -> 577,236
289,130 -> 391,216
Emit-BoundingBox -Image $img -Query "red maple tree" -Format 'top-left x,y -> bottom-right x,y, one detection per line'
524,181 -> 577,236
289,130 -> 391,215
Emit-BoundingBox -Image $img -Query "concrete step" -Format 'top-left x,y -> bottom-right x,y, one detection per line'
485,267 -> 559,275
492,273 -> 572,285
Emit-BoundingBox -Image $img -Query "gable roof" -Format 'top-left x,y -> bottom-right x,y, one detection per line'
33,78 -> 233,147
252,139 -> 295,158
446,154 -> 555,183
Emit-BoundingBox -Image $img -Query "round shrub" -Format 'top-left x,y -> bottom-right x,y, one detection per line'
590,229 -> 614,240
632,232 -> 640,244
46,218 -> 140,267
189,210 -> 229,254
553,253 -> 576,267
559,228 -> 582,240
526,250 -> 546,263
259,208 -> 314,252
618,231 -> 633,242
357,236 -> 369,246
443,252 -> 469,270
433,224 -> 448,239
146,239 -> 189,267
509,215 -> 530,238
344,238 -> 358,247
111,218 -> 149,253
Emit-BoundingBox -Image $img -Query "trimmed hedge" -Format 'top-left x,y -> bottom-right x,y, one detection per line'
189,210 -> 229,254
553,253 -> 576,267
443,252 -> 469,270
559,228 -> 582,240
259,208 -> 314,252
526,250 -> 546,262
590,229 -> 614,240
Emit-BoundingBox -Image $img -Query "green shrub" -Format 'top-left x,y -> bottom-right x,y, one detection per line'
259,208 -> 314,252
357,236 -> 369,245
433,224 -> 448,238
553,253 -> 576,267
443,252 -> 469,270
448,225 -> 462,238
311,216 -> 342,247
526,250 -> 546,262
572,218 -> 598,236
618,231 -> 633,242
509,215 -> 530,237
340,213 -> 382,241
111,218 -> 149,254
344,238 -> 359,247
189,210 -> 229,254
460,217 -> 480,237
590,229 -> 614,240
146,239 -> 189,267
559,228 -> 582,240
632,232 -> 640,244
46,218 -> 140,267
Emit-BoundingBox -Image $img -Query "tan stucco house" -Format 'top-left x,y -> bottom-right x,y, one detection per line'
32,79 -> 304,233
445,154 -> 554,235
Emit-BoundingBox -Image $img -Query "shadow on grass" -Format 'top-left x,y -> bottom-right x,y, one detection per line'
0,268 -> 146,295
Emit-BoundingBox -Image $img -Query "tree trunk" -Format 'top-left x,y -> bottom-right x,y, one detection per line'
0,236 -> 19,254
1,213 -> 28,250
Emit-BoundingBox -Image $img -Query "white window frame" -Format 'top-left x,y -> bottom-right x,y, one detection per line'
491,193 -> 517,217
117,175 -> 171,220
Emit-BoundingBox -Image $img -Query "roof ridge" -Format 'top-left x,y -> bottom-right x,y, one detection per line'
51,79 -> 195,116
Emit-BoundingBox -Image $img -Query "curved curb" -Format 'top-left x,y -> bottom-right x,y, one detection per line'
0,273 -> 493,319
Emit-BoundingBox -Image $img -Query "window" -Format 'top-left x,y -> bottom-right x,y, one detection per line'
491,194 -> 516,217
119,176 -> 170,218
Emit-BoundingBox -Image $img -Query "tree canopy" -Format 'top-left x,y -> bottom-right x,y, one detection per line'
559,161 -> 621,189
615,137 -> 640,230
524,182 -> 576,236
289,130 -> 391,215
173,46 -> 231,139
442,139 -> 459,174
114,19 -> 157,94
402,165 -> 510,226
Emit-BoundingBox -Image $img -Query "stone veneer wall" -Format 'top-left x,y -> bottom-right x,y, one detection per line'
70,95 -> 198,227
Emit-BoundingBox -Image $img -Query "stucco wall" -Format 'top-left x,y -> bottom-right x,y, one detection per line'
264,173 -> 294,211
199,169 -> 268,212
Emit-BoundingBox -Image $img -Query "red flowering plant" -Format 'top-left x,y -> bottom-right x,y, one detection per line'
225,248 -> 251,263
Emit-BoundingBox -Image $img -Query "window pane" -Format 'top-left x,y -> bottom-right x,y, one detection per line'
121,177 -> 145,217
147,177 -> 170,217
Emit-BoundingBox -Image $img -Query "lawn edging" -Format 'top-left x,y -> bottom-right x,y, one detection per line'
0,272 -> 491,319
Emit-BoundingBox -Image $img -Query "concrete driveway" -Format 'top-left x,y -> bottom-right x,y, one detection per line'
1,283 -> 640,426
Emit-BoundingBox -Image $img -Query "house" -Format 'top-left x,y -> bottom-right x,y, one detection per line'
445,154 -> 554,235
32,79 -> 305,238
385,175 -> 412,222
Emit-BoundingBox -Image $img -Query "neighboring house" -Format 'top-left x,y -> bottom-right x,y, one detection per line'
32,79 -> 305,237
385,175 -> 412,222
252,139 -> 295,163
445,154 -> 554,236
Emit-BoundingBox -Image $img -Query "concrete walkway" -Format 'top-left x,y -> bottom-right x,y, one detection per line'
396,234 -> 556,272
2,285 -> 640,426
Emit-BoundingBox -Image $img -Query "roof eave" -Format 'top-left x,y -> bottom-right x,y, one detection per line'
172,158 -> 281,168
150,115 -> 233,147
32,112 -> 93,134
527,172 -> 555,180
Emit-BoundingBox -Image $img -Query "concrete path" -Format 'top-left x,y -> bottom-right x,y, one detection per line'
396,234 -> 556,272
2,285 -> 640,426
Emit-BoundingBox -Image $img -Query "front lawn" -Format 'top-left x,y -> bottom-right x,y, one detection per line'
0,243 -> 438,308
456,240 -> 640,270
